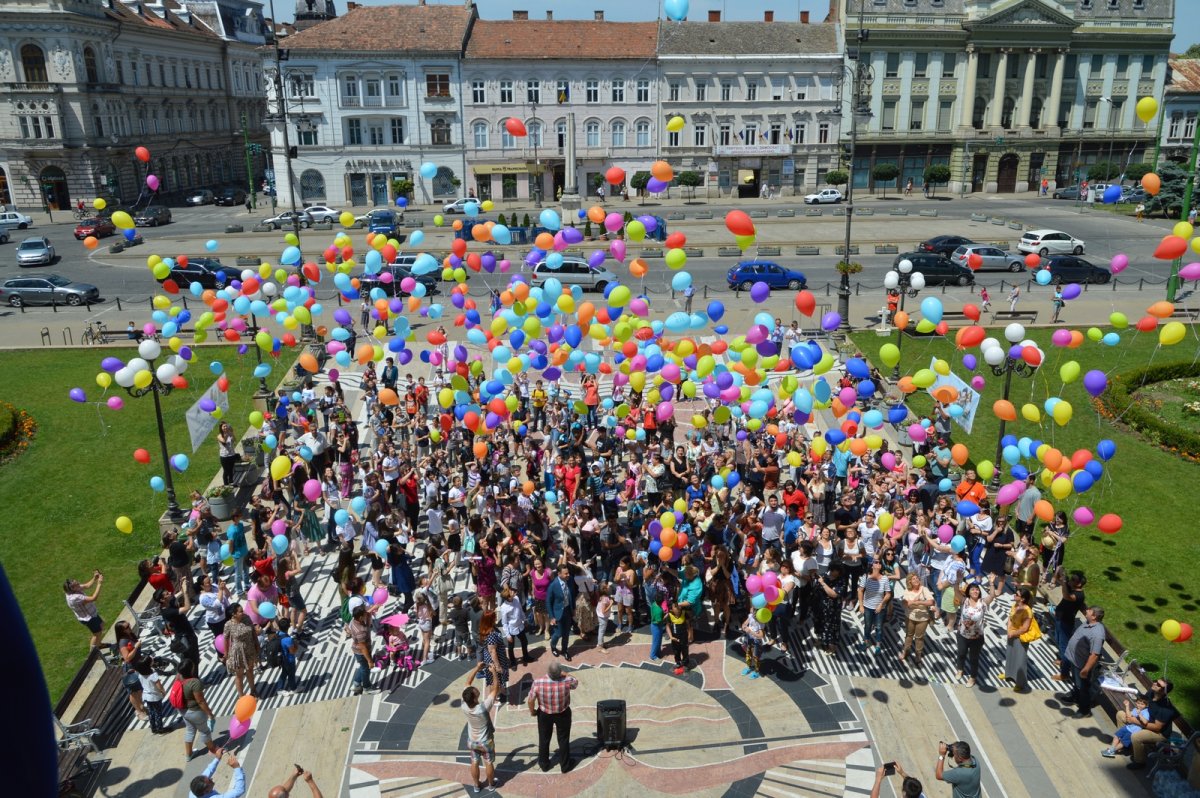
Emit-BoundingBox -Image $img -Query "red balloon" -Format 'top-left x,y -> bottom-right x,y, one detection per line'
1020,346 -> 1042,366
794,289 -> 816,317
504,117 -> 527,137
133,448 -> 151,464
1024,253 -> 1041,268
1070,448 -> 1093,470
451,238 -> 467,258
605,166 -> 626,186
935,321 -> 949,336
665,232 -> 687,249
1154,235 -> 1189,260
463,411 -> 480,431
1136,315 -> 1159,332
217,375 -> 230,392
172,376 -> 189,389
161,279 -> 180,295
135,146 -> 151,163
1097,513 -> 1123,534
176,255 -> 189,268
302,262 -> 321,283
967,252 -> 983,270
1177,623 -> 1194,643
724,210 -> 755,237
957,326 -> 985,348
962,303 -> 980,321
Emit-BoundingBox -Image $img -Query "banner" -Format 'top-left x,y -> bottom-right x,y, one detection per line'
927,357 -> 980,434
185,379 -> 230,453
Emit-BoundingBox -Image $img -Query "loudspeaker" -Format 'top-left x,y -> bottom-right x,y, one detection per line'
596,699 -> 626,751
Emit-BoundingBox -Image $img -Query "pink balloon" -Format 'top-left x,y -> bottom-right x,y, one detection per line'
1051,329 -> 1073,347
271,519 -> 288,536
760,570 -> 779,588
655,402 -> 675,422
106,396 -> 124,410
229,715 -> 251,740
1073,506 -> 1095,526
839,387 -> 858,408
609,239 -> 626,261
762,585 -> 779,603
372,587 -> 389,606
970,376 -> 986,390
746,574 -> 763,594
146,174 -> 159,191
881,452 -> 896,471
629,298 -> 649,317
937,524 -> 954,543
214,634 -> 226,655
1110,253 -> 1129,274
908,423 -> 927,443
996,482 -> 1023,506
745,325 -> 768,344
604,212 -> 624,233
303,479 -> 322,503
1179,262 -> 1200,281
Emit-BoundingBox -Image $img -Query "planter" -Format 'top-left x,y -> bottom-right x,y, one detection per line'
242,437 -> 265,468
207,493 -> 234,521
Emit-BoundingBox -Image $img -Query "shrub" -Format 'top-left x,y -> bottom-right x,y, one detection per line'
1097,360 -> 1200,458
824,170 -> 849,187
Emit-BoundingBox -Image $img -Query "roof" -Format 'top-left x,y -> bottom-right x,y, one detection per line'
1168,58 -> 1200,95
282,3 -> 474,53
465,20 -> 657,60
99,0 -> 221,38
657,21 -> 839,56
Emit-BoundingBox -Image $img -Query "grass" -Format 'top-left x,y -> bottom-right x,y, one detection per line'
851,327 -> 1200,724
1136,377 -> 1200,435
0,347 -> 262,702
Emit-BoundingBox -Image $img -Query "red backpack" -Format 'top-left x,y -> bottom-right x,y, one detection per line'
167,677 -> 188,711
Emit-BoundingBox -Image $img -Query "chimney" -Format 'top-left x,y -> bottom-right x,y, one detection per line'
594,10 -> 604,20
545,9 -> 552,19
346,1 -> 357,10
800,10 -> 809,23
708,10 -> 720,21
764,10 -> 774,21
826,0 -> 838,23
512,9 -> 527,20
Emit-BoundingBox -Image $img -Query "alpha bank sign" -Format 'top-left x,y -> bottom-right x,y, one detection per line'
712,144 -> 792,157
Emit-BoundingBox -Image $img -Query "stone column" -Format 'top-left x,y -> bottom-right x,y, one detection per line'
960,44 -> 978,128
1017,49 -> 1039,128
990,48 -> 1010,128
1045,49 -> 1066,131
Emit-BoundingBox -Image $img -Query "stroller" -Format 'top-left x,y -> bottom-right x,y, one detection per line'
374,620 -> 417,675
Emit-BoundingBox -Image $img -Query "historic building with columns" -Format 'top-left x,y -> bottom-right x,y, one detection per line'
836,0 -> 1173,194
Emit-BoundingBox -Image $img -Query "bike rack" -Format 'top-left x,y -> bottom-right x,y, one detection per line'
62,327 -> 73,346
40,327 -> 51,346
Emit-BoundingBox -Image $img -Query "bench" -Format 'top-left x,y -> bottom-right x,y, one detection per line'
682,247 -> 704,258
919,209 -> 939,217
667,211 -> 686,221
404,219 -> 424,228
776,209 -> 796,218
235,256 -> 262,267
939,310 -> 973,325
796,245 -> 821,256
57,662 -> 125,793
992,309 -> 1039,323
224,225 -> 244,234
1170,307 -> 1200,320
832,207 -> 847,216
251,224 -> 274,233
749,209 -> 769,218
639,249 -> 664,259
805,208 -> 823,217
970,213 -> 988,222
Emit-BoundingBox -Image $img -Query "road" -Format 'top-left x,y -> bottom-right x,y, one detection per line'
0,192 -> 1181,306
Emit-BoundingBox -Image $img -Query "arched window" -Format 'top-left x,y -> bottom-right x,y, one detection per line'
611,120 -> 626,148
500,119 -> 515,148
83,47 -> 99,83
1030,98 -> 1043,129
1001,97 -> 1015,129
472,121 -> 489,149
528,120 -> 542,148
585,120 -> 601,147
635,120 -> 651,147
300,169 -> 326,203
555,120 -> 566,149
972,97 -> 987,130
21,44 -> 47,83
432,166 -> 456,197
430,118 -> 451,146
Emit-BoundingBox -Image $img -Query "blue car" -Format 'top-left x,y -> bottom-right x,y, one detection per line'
726,261 -> 807,291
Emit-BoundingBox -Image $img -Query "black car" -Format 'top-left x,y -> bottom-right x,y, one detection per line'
918,235 -> 977,257
358,256 -> 439,297
893,252 -> 975,286
215,187 -> 247,206
159,257 -> 229,289
1041,255 -> 1112,285
134,205 -> 172,226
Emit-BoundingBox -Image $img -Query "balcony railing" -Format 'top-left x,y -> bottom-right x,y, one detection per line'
424,93 -> 455,103
6,82 -> 61,93
340,95 -> 360,108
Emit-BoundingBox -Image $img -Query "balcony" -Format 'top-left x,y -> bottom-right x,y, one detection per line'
339,95 -> 360,108
424,93 -> 455,104
84,82 -> 122,94
6,82 -> 61,93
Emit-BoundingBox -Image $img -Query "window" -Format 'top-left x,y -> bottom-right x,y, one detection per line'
1091,54 -> 1104,75
585,120 -> 600,147
586,80 -> 599,103
426,73 -> 450,98
171,64 -> 178,86
526,79 -> 540,105
746,82 -> 758,101
529,120 -> 542,147
636,79 -> 650,102
721,81 -> 732,102
1169,112 -> 1182,139
771,77 -> 785,101
290,74 -> 315,98
794,80 -> 808,101
611,79 -> 625,103
386,75 -> 403,102
886,53 -> 900,78
1133,0 -> 1145,8
1143,55 -> 1155,74
499,80 -> 513,104
793,122 -> 806,144
20,44 -> 47,82
430,118 -> 451,144
818,122 -> 830,143
84,47 -> 99,83
300,170 -> 326,203
365,79 -> 381,106
667,130 -> 680,147
347,118 -> 362,144
695,82 -> 706,102
636,120 -> 650,147
942,52 -> 957,76
556,120 -> 566,149
910,100 -> 925,129
1083,100 -> 1097,129
1108,99 -> 1124,130
343,76 -> 358,102
611,120 -> 626,147
769,123 -> 782,144
937,99 -> 953,131
116,60 -> 124,83
1186,112 -> 1198,141
1116,55 -> 1129,78
743,123 -> 757,142
882,100 -> 897,130
820,76 -> 834,100
145,62 -> 152,86
473,121 -> 488,148
94,114 -> 104,137
694,123 -> 707,147
390,118 -> 405,144
557,80 -> 570,104
297,124 -> 318,146
471,80 -> 486,104
160,64 -> 166,86
719,123 -> 731,145
500,123 -> 515,148
668,81 -> 680,102
914,53 -> 928,78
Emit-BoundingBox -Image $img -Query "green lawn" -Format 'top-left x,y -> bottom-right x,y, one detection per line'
0,347 -> 261,702
851,328 -> 1200,723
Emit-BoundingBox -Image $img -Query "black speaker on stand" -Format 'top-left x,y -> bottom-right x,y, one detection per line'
596,699 -> 626,751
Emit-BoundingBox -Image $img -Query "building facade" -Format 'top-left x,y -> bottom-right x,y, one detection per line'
267,1 -> 475,209
0,0 -> 270,210
1161,58 -> 1200,166
462,14 -> 659,203
659,14 -> 844,198
837,0 -> 1173,194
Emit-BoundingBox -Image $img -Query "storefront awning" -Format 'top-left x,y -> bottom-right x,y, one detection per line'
472,163 -> 542,175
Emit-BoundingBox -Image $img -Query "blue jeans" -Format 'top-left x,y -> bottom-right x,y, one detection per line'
233,558 -> 248,594
969,541 -> 985,575
352,653 -> 371,689
550,615 -> 571,654
649,621 -> 664,660
1055,615 -> 1077,679
863,607 -> 884,647
278,658 -> 298,690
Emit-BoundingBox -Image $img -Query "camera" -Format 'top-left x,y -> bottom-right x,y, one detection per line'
883,761 -> 896,776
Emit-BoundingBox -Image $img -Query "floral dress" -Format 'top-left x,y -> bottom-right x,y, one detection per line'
479,629 -> 509,689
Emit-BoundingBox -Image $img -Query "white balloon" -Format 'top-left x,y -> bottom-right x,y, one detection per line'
156,363 -> 177,383
262,282 -> 278,296
910,273 -> 926,291
884,271 -> 900,289
1004,323 -> 1026,343
138,340 -> 161,360
984,347 -> 1006,366
114,367 -> 135,388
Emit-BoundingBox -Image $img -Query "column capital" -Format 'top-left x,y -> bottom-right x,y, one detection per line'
965,43 -> 977,54
1028,48 -> 1043,55
1056,47 -> 1070,55
999,47 -> 1014,56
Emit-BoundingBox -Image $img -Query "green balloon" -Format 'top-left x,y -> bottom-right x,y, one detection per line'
879,343 -> 901,368
1059,360 -> 1080,384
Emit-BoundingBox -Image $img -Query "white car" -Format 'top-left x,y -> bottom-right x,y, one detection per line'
0,210 -> 33,229
1017,229 -> 1085,257
442,197 -> 478,214
803,188 -> 843,205
302,205 -> 341,223
530,258 -> 618,292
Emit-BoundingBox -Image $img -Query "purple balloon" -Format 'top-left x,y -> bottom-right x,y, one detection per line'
397,350 -> 412,365
199,398 -> 217,412
1083,369 -> 1108,397
1008,344 -> 1024,359
750,281 -> 771,302
962,354 -> 977,371
1061,283 -> 1081,301
756,340 -> 778,356
660,384 -> 675,401
716,372 -> 734,389
703,382 -> 721,399
101,357 -> 125,373
1051,329 -> 1072,347
448,254 -> 462,268
481,253 -> 496,272
821,311 -> 841,331
562,227 -> 584,244
69,387 -> 86,403
646,178 -> 668,194
333,308 -> 352,326
543,367 -> 562,381
328,368 -> 340,382
588,250 -> 606,268
637,215 -> 658,232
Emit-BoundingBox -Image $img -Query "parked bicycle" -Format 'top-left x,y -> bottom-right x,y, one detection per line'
81,320 -> 110,346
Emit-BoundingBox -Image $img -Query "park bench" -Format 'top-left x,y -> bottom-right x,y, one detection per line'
991,309 -> 1039,324
57,661 -> 125,795
939,309 -> 973,325
1170,306 -> 1200,321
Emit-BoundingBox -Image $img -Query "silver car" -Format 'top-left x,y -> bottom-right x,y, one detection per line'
303,205 -> 341,223
16,236 -> 54,267
950,245 -> 1026,272
0,273 -> 98,306
530,258 -> 618,292
264,210 -> 313,230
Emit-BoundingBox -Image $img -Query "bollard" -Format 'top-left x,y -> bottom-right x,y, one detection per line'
116,297 -> 123,311
52,293 -> 57,313
703,285 -> 709,299
182,296 -> 188,310
1138,278 -> 1144,291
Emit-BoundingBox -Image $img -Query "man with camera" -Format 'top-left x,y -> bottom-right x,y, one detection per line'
870,762 -> 924,797
936,740 -> 981,798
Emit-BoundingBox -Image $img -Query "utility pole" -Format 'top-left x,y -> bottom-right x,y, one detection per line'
242,112 -> 256,211
268,0 -> 302,243
838,0 -> 870,333
1166,117 -> 1200,301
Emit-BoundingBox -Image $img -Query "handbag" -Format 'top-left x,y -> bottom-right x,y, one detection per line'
1019,615 -> 1042,644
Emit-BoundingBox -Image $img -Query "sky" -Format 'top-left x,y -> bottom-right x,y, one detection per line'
274,0 -> 1200,50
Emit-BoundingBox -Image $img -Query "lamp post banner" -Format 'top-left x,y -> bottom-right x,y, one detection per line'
926,357 -> 980,435
186,379 -> 230,452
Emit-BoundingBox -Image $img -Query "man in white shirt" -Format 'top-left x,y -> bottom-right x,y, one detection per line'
858,514 -> 883,563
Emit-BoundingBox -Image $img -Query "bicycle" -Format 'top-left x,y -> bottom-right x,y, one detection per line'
82,320 -> 109,345
73,207 -> 90,221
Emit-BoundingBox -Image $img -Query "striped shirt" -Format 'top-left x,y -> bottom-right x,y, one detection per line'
861,576 -> 891,610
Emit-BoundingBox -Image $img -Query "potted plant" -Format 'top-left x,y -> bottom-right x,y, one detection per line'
205,484 -> 237,521
836,260 -> 864,276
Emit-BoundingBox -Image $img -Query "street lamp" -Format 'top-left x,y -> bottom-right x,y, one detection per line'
838,3 -> 873,333
1099,97 -> 1119,185
985,323 -> 1038,490
245,312 -> 273,397
530,98 -> 542,208
118,340 -> 186,521
883,258 -> 925,380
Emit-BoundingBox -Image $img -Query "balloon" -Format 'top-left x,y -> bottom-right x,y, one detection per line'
1097,514 -> 1123,534
821,311 -> 841,331
111,210 -> 134,230
234,694 -> 257,723
1111,253 -> 1129,274
259,601 -> 278,620
724,210 -> 755,237
214,634 -> 226,655
505,117 -> 527,137
1101,185 -> 1122,204
419,162 -> 437,180
1160,321 -> 1186,346
115,516 -> 133,534
950,535 -> 967,553
666,115 -> 685,132
664,0 -> 689,20
1142,173 -> 1161,196
1082,370 -> 1107,397
879,343 -> 900,368
135,146 -> 151,162
1136,96 -> 1159,124
1154,235 -> 1189,260
1178,624 -> 1194,643
794,290 -> 816,317
1161,619 -> 1182,642
920,296 -> 943,324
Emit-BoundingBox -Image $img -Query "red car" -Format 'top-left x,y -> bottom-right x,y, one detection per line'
74,217 -> 115,240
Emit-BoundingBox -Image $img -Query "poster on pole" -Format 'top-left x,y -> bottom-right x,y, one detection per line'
926,357 -> 980,434
185,379 -> 230,453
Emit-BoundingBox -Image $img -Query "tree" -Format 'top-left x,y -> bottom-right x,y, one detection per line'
496,213 -> 507,226
1087,161 -> 1120,181
1148,162 -> 1188,218
583,219 -> 593,239
872,162 -> 900,198
390,178 -> 414,200
677,170 -> 702,200
923,164 -> 951,196
1124,162 -> 1152,182
1183,44 -> 1200,59
824,170 -> 849,187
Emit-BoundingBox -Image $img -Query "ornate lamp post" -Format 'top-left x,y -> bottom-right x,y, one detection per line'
883,258 -> 925,380
986,324 -> 1038,490
118,341 -> 186,521
838,1 -> 874,332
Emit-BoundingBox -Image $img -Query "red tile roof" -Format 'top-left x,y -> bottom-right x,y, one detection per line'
1169,58 -> 1200,95
283,3 -> 474,53
466,20 -> 658,60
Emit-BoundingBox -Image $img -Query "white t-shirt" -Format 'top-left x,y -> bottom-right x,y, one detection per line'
463,694 -> 496,744
791,552 -> 819,584
427,507 -> 444,537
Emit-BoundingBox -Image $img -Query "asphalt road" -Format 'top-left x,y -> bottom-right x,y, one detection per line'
0,193 -> 1180,303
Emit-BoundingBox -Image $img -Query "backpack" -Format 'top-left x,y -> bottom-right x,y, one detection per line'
340,595 -> 352,624
168,677 -> 188,711
262,633 -> 283,668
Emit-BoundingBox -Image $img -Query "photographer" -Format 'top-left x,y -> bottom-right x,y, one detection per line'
268,765 -> 323,798
936,741 -> 981,798
870,762 -> 924,798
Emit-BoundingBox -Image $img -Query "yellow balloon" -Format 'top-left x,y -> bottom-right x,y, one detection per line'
660,511 -> 676,528
111,210 -> 134,229
339,211 -> 355,227
1052,400 -> 1073,427
249,410 -> 264,427
1051,476 -> 1073,500
133,369 -> 153,389
481,199 -> 494,212
666,115 -> 685,132
96,372 -> 112,388
786,451 -> 802,467
284,232 -> 300,246
1191,237 -> 1200,256
1021,403 -> 1042,423
813,353 -> 835,375
692,414 -> 707,428
878,511 -> 894,533
1160,321 -> 1186,346
911,368 -> 936,388
270,455 -> 292,481
879,344 -> 900,368
933,359 -> 950,376
1161,619 -> 1182,641
734,234 -> 756,251
115,516 -> 133,534
811,437 -> 828,457
93,197 -> 107,210
1174,221 -> 1194,240
1136,96 -> 1159,124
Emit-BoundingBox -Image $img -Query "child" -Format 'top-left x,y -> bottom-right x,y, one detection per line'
667,601 -> 691,675
979,286 -> 991,313
133,657 -> 169,733
414,592 -> 435,665
740,612 -> 766,679
447,596 -> 472,658
595,583 -> 614,652
276,618 -> 299,691
1102,697 -> 1150,757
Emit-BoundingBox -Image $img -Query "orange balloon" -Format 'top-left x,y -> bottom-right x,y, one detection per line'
893,310 -> 909,330
993,399 -> 1017,421
1042,448 -> 1064,471
83,235 -> 99,249
629,258 -> 648,278
1034,499 -> 1055,523
535,232 -> 555,250
1147,300 -> 1175,319
407,296 -> 422,312
473,441 -> 489,459
587,205 -> 606,223
1141,173 -> 1161,196
378,387 -> 399,406
298,352 -> 319,373
849,438 -> 869,456
452,219 -> 464,231
513,282 -> 530,302
1068,330 -> 1085,348
374,298 -> 390,317
577,302 -> 595,326
651,160 -> 674,182
897,376 -> 916,394
355,344 -> 374,364
472,223 -> 491,242
951,443 -> 969,466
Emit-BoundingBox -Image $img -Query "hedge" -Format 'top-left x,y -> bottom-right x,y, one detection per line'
0,403 -> 15,449
1097,360 -> 1200,458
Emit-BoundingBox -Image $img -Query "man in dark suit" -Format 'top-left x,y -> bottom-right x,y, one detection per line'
545,565 -> 576,661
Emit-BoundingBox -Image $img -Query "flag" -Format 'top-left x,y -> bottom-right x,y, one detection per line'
738,129 -> 746,141
760,131 -> 767,141
785,129 -> 793,141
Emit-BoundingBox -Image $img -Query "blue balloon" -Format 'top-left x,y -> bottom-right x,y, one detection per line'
950,535 -> 967,553
419,161 -> 437,180
545,490 -> 558,504
957,501 -> 980,517
846,358 -> 870,379
1096,439 -> 1117,461
1102,184 -> 1122,204
259,601 -> 277,620
920,296 -> 944,325
1002,445 -> 1022,465
1001,434 -> 1018,448
825,430 -> 846,445
1084,459 -> 1104,480
1102,332 -> 1120,346
857,380 -> 876,397
710,475 -> 725,489
374,539 -> 389,557
1072,471 -> 1095,493
272,534 -> 289,555
149,476 -> 165,492
887,406 -> 909,424
726,471 -> 740,488
351,496 -> 367,515
334,509 -> 349,525
1036,269 -> 1052,285
751,593 -> 768,609
664,0 -> 689,21
707,300 -> 725,321
1010,465 -> 1030,481
938,478 -> 953,493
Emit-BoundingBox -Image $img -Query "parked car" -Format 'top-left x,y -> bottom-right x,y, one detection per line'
726,261 -> 808,291
302,205 -> 342,223
73,217 -> 116,240
357,256 -> 439,297
185,189 -> 215,206
803,188 -> 843,205
158,257 -> 228,289
0,210 -> 33,229
134,205 -> 172,226
530,258 -> 618,292
1122,186 -> 1148,204
950,244 -> 1025,272
1052,184 -> 1083,200
919,235 -> 976,256
263,210 -> 314,230
215,187 -> 247,206
892,252 -> 975,286
1017,229 -> 1085,257
16,236 -> 55,267
1039,255 -> 1112,285
364,209 -> 398,236
442,197 -> 479,214
0,273 -> 98,307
